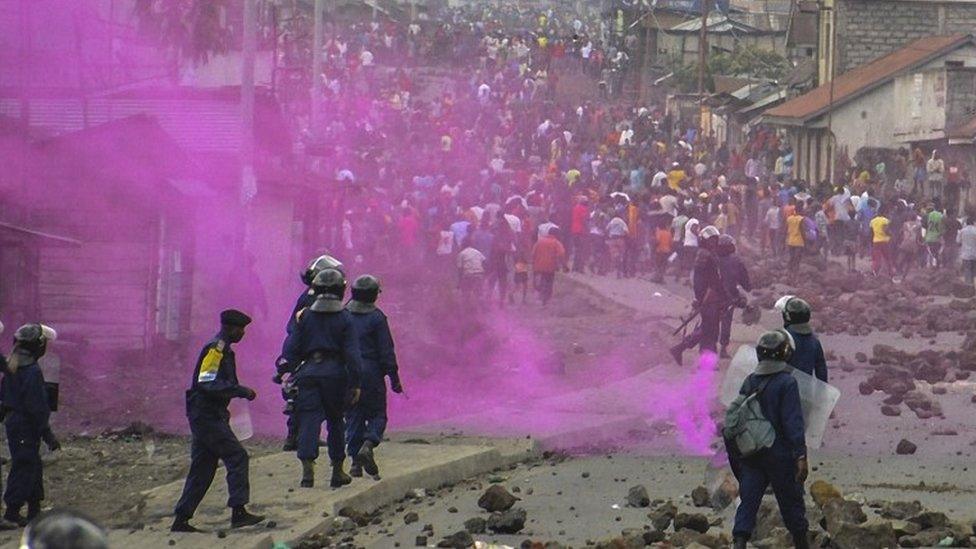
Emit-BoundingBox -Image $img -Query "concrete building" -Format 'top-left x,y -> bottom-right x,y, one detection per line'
821,0 -> 976,79
763,34 -> 976,186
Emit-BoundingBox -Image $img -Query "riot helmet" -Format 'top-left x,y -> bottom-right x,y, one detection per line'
351,274 -> 381,304
755,329 -> 795,363
782,297 -> 811,326
301,254 -> 344,286
14,323 -> 48,359
699,225 -> 720,249
311,268 -> 347,298
717,234 -> 736,257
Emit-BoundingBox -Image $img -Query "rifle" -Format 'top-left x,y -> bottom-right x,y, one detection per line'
672,308 -> 700,336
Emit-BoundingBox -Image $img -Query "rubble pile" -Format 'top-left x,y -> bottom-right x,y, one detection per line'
747,253 -> 976,338
856,343 -> 976,421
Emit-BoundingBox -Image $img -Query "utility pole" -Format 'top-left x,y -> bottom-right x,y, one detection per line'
823,0 -> 836,186
311,0 -> 325,127
698,0 -> 711,135
241,0 -> 257,205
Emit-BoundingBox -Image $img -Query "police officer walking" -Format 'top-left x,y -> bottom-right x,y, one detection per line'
780,297 -> 828,382
727,330 -> 809,549
172,310 -> 264,533
345,275 -> 403,479
282,269 -> 362,488
670,225 -> 726,365
716,234 -> 752,359
1,325 -> 58,526
279,254 -> 345,452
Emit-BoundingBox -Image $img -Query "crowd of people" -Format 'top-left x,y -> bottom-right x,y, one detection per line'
269,3 -> 976,320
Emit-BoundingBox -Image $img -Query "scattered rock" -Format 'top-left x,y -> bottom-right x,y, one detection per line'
879,501 -> 923,520
898,527 -> 954,548
810,480 -> 843,507
404,512 -> 419,525
670,529 -> 725,549
880,405 -> 901,417
626,485 -> 650,508
896,439 -> 918,455
437,531 -> 474,549
647,501 -> 677,531
487,508 -> 526,534
690,486 -> 710,507
673,512 -> 710,534
478,485 -> 518,513
855,352 -> 868,363
908,511 -> 949,529
831,521 -> 898,549
338,507 -> 370,527
463,517 -> 486,534
822,499 -> 867,535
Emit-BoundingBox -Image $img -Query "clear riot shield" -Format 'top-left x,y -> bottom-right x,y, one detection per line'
720,345 -> 840,448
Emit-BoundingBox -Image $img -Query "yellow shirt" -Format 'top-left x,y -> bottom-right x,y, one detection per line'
870,216 -> 891,243
667,169 -> 686,191
786,215 -> 805,247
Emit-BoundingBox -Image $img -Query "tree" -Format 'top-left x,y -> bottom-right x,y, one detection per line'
671,43 -> 792,93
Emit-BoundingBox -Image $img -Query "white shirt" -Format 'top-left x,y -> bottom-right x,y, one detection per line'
652,171 -> 668,188
538,221 -> 559,238
504,213 -> 522,234
360,50 -> 374,66
659,194 -> 678,217
437,231 -> 455,256
684,218 -> 700,247
959,225 -> 976,260
456,247 -> 486,275
764,207 -> 782,229
607,217 -> 629,237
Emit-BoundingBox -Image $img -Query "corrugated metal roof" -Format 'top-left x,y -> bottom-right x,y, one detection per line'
765,34 -> 975,124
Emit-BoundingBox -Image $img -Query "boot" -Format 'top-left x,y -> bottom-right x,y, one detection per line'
792,530 -> 810,549
330,459 -> 352,488
669,344 -> 684,366
732,538 -> 747,549
356,440 -> 380,477
26,501 -> 40,522
170,516 -> 202,533
3,506 -> 26,528
720,345 -> 731,359
230,506 -> 265,529
282,432 -> 297,452
300,459 -> 315,488
349,462 -> 363,478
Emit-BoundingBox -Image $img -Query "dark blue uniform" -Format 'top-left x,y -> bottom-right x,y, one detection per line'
731,368 -> 808,540
1,354 -> 50,513
678,248 -> 727,354
282,303 -> 362,463
718,253 -> 751,349
281,290 -> 317,443
345,307 -> 400,458
787,328 -> 828,382
286,291 -> 316,334
174,336 -> 251,521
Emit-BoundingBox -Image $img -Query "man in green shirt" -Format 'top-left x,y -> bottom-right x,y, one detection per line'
925,200 -> 945,268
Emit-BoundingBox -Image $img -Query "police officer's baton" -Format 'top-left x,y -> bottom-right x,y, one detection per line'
672,310 -> 700,336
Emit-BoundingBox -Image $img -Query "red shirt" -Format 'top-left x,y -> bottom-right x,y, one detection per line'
571,204 -> 589,235
532,236 -> 566,273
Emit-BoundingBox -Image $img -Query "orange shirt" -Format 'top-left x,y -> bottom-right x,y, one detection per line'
655,227 -> 673,253
532,235 -> 566,273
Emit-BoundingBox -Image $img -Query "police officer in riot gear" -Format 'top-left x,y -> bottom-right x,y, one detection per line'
1,324 -> 58,526
345,275 -> 403,479
670,225 -> 727,365
282,269 -> 362,488
780,296 -> 828,382
716,234 -> 752,359
278,254 -> 345,452
728,330 -> 809,549
172,310 -> 264,533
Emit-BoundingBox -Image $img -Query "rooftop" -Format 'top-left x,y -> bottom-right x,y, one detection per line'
765,34 -> 975,124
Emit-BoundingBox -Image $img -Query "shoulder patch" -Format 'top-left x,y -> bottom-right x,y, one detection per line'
198,347 -> 223,383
